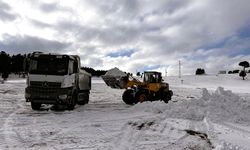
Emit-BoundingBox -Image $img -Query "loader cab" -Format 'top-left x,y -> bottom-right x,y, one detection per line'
143,71 -> 162,83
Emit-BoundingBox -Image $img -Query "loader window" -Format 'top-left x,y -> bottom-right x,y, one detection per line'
144,73 -> 156,83
144,72 -> 162,83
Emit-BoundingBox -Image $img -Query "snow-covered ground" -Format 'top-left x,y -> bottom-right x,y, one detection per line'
0,74 -> 250,150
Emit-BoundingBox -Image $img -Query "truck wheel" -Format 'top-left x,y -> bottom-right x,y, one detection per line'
135,91 -> 148,103
84,93 -> 89,104
31,102 -> 41,110
77,92 -> 89,105
67,93 -> 77,110
122,89 -> 135,105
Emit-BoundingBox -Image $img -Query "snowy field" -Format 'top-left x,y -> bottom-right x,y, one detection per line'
0,74 -> 250,150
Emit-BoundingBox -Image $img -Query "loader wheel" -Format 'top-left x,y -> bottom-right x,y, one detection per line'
162,90 -> 173,103
122,89 -> 135,105
31,102 -> 41,110
135,92 -> 147,103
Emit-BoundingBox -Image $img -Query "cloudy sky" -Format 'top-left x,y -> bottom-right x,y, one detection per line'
1,0 -> 250,75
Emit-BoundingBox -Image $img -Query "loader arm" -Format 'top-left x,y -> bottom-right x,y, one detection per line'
102,74 -> 144,89
124,77 -> 144,89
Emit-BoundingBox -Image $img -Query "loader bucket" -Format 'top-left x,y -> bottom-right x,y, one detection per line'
101,75 -> 125,89
101,67 -> 128,89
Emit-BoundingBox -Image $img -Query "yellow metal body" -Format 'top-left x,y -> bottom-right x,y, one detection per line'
147,83 -> 162,92
125,74 -> 169,93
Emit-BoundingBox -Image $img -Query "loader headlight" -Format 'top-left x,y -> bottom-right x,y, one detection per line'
59,94 -> 68,100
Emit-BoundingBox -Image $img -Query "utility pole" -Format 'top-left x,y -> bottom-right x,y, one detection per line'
179,60 -> 181,78
165,68 -> 167,77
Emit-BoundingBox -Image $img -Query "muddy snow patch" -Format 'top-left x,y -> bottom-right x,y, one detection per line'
128,120 -> 155,130
184,129 -> 214,149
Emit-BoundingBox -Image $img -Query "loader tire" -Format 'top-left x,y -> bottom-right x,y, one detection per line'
162,90 -> 173,103
135,91 -> 148,103
122,89 -> 135,105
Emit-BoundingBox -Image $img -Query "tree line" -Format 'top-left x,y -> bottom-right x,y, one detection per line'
81,67 -> 107,77
0,51 -> 27,79
0,51 -> 107,79
195,61 -> 249,80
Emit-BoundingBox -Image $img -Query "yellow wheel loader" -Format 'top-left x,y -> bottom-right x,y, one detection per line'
102,68 -> 173,105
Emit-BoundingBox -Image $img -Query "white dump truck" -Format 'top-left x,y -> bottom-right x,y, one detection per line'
25,53 -> 91,110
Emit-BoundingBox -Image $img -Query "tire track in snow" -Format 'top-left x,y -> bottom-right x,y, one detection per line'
113,122 -> 141,150
213,122 -> 250,150
1,97 -> 54,150
2,103 -> 47,149
221,122 -> 250,137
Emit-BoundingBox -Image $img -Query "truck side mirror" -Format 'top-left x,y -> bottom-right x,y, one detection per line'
73,61 -> 78,73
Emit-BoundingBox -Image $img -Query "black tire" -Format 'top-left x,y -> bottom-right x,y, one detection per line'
67,93 -> 77,110
84,93 -> 89,104
135,91 -> 148,103
31,102 -> 41,110
122,89 -> 135,105
77,92 -> 89,105
162,90 -> 173,103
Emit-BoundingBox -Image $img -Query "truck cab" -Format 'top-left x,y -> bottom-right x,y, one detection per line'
25,53 -> 91,110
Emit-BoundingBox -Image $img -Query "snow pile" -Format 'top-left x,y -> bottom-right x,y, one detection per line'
131,87 -> 250,125
104,67 -> 127,77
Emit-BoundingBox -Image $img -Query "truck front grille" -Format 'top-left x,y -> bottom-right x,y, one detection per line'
30,81 -> 61,88
31,87 -> 59,94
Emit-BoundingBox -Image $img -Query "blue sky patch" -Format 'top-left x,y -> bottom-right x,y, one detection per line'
238,23 -> 250,38
138,64 -> 162,72
229,49 -> 250,57
107,49 -> 135,58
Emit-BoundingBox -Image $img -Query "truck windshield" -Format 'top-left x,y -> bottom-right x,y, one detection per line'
29,57 -> 68,75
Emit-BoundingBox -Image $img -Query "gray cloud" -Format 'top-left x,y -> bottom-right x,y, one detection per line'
0,34 -> 71,54
29,19 -> 53,28
1,0 -> 250,74
39,2 -> 71,13
0,1 -> 17,21
56,21 -> 141,46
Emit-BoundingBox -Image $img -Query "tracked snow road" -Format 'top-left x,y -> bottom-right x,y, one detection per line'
1,75 -> 250,149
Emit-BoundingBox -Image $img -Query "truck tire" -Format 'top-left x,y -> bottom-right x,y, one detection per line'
31,102 -> 41,110
67,93 -> 77,110
122,89 -> 135,105
77,92 -> 89,105
84,93 -> 89,104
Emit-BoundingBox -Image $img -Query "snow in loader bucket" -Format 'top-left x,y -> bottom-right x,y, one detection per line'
101,75 -> 124,89
101,67 -> 127,89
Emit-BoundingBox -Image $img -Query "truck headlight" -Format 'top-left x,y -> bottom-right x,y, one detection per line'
61,75 -> 75,88
25,92 -> 31,98
59,94 -> 67,99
